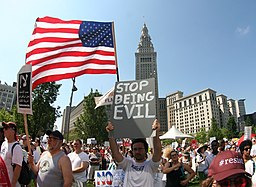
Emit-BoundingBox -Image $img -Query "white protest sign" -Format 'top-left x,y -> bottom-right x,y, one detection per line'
244,126 -> 252,140
95,169 -> 124,187
94,87 -> 114,109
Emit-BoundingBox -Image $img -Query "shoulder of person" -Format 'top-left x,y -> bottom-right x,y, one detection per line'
59,153 -> 71,163
12,142 -> 23,152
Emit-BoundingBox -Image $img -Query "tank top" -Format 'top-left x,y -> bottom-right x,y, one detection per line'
37,151 -> 65,187
165,162 -> 186,187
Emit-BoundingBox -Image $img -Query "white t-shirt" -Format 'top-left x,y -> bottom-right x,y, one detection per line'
0,141 -> 23,187
117,157 -> 159,187
196,152 -> 208,172
245,159 -> 256,186
68,151 -> 89,182
251,144 -> 256,157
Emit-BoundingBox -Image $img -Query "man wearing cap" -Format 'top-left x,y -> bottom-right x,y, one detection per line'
202,150 -> 252,187
28,130 -> 73,187
0,121 -> 23,187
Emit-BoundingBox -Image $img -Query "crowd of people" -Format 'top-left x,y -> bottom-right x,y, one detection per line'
1,120 -> 256,187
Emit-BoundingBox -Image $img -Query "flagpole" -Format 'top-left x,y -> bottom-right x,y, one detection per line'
66,77 -> 77,142
112,22 -> 120,82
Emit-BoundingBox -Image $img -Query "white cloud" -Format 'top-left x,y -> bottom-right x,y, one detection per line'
236,26 -> 250,36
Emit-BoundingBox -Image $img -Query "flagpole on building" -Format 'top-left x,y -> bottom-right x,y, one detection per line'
66,77 -> 77,142
112,22 -> 120,82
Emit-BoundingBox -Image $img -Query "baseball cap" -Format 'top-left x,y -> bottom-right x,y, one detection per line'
1,121 -> 17,131
22,135 -> 31,140
46,130 -> 63,140
208,150 -> 250,181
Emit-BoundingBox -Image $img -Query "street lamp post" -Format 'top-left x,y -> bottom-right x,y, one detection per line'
66,78 -> 77,142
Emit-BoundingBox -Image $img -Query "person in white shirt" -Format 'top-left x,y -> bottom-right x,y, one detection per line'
239,139 -> 256,186
250,137 -> 256,159
0,122 -> 23,187
106,119 -> 162,187
68,139 -> 89,187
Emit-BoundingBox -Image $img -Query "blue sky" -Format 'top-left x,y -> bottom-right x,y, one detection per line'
1,1 -> 255,130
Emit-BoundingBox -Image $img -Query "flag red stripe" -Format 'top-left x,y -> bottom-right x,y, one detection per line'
34,27 -> 79,34
36,16 -> 82,24
32,69 -> 116,89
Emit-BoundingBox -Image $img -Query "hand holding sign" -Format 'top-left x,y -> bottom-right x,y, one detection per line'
106,122 -> 114,132
152,119 -> 160,131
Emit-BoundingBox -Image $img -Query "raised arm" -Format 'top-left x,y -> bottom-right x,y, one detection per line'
152,119 -> 162,162
28,153 -> 39,175
106,121 -> 124,163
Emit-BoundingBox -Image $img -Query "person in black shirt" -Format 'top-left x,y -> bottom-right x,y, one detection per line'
163,150 -> 195,187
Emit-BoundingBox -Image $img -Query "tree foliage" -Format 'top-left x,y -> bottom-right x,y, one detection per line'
0,108 -> 13,122
195,128 -> 207,143
28,82 -> 61,139
74,89 -> 108,144
0,82 -> 61,138
245,117 -> 253,126
226,116 -> 238,139
208,118 -> 223,140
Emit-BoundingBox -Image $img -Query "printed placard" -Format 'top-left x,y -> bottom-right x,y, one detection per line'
111,78 -> 156,138
17,64 -> 32,115
95,169 -> 125,187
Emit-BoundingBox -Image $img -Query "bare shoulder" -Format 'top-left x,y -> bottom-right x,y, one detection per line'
59,154 -> 71,163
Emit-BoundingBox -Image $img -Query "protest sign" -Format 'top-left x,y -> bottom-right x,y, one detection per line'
244,126 -> 252,140
17,64 -> 32,115
110,78 -> 156,138
95,169 -> 124,187
94,87 -> 114,109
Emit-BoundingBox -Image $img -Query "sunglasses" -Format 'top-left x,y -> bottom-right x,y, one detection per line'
48,136 -> 60,141
244,147 -> 251,152
170,154 -> 177,157
133,148 -> 145,151
218,176 -> 248,187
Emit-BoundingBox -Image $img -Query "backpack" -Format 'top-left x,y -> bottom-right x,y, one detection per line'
11,142 -> 31,185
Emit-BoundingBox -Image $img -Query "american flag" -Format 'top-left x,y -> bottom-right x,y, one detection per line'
26,16 -> 117,89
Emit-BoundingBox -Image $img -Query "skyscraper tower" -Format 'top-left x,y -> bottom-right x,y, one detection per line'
135,23 -> 159,119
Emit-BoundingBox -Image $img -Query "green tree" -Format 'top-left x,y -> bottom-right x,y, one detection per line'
10,105 -> 24,134
245,116 -> 252,126
0,108 -> 13,122
75,89 -> 108,144
221,128 -> 229,138
195,128 -> 208,143
208,118 -> 223,140
226,116 -> 238,139
28,82 -> 61,139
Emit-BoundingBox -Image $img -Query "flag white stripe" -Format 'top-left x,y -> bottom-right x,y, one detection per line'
26,40 -> 81,54
30,33 -> 79,42
32,55 -> 116,71
27,45 -> 114,61
36,22 -> 80,29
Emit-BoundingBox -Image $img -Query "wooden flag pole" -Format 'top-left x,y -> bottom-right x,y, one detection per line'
112,22 -> 120,82
23,114 -> 32,155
